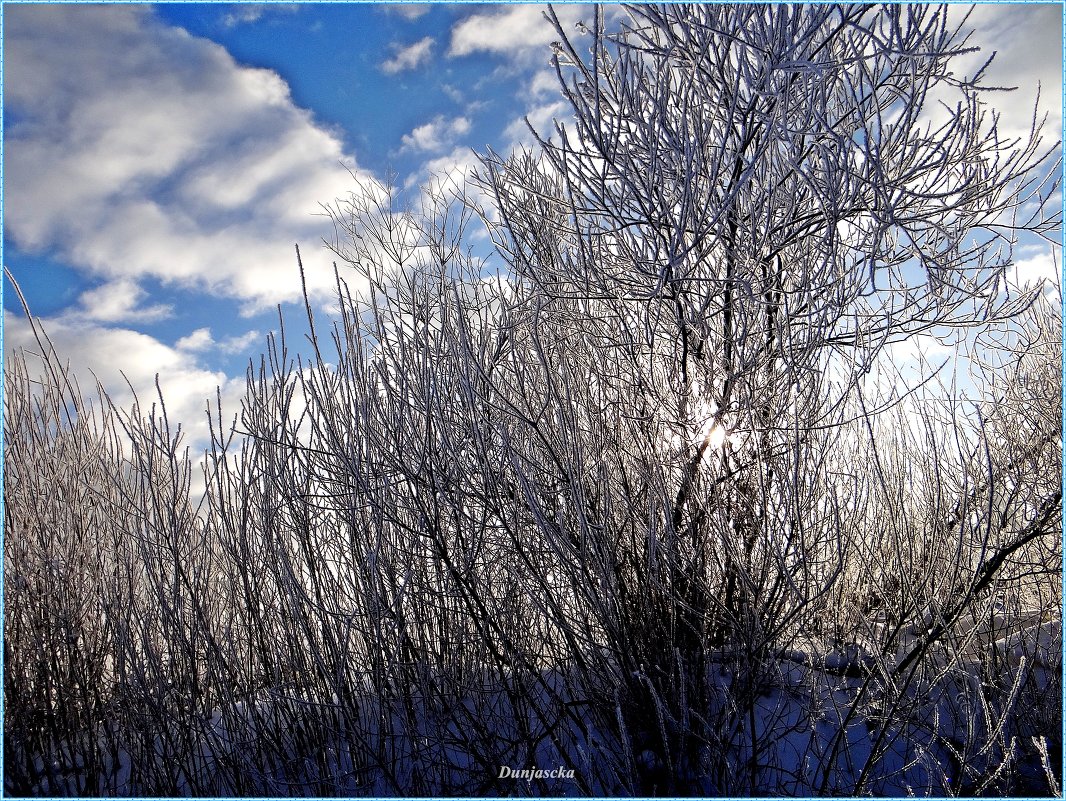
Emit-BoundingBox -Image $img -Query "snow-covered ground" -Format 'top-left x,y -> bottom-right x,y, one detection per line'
9,620 -> 1060,797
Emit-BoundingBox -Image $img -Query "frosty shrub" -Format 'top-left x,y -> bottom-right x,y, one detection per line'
4,4 -> 1061,796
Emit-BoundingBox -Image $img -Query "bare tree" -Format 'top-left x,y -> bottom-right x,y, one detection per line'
468,3 -> 1060,793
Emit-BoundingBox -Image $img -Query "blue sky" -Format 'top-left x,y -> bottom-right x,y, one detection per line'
2,3 -> 1062,464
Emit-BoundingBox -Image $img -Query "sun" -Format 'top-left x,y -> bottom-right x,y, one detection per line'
692,400 -> 732,450
704,423 -> 728,450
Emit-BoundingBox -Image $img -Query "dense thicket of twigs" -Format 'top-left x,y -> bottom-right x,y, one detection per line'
4,4 -> 1062,796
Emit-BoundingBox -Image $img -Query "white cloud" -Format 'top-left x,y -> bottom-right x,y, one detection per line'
4,312 -> 246,459
878,332 -> 975,397
176,326 -> 262,355
401,115 -> 472,154
5,311 -> 259,507
380,36 -> 434,75
529,69 -> 561,99
886,333 -> 959,366
448,5 -> 591,60
176,327 -> 214,352
5,5 -> 367,314
504,101 -> 568,147
219,329 -> 263,355
222,4 -> 299,29
440,83 -> 466,105
946,5 -> 1062,145
223,5 -> 266,28
1008,249 -> 1060,301
405,145 -> 482,192
77,279 -> 173,323
404,148 -> 497,242
388,4 -> 431,22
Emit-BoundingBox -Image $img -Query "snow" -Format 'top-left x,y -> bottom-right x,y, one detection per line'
11,623 -> 1059,796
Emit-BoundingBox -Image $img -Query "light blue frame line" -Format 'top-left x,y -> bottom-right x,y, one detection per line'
0,3 -> 1062,800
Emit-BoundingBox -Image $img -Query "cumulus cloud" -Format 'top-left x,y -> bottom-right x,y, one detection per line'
222,5 -> 266,28
5,5 -> 365,314
176,327 -> 215,352
4,311 -> 246,455
504,101 -> 568,147
400,115 -> 472,154
942,5 -> 1062,145
380,36 -> 434,75
218,329 -> 263,354
448,5 -> 591,60
387,4 -> 431,22
221,4 -> 299,28
76,278 -> 173,323
1008,247 -> 1060,302
407,145 -> 483,191
450,5 -> 549,58
176,326 -> 262,355
529,69 -> 561,99
5,311 -> 259,505
886,333 -> 960,366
